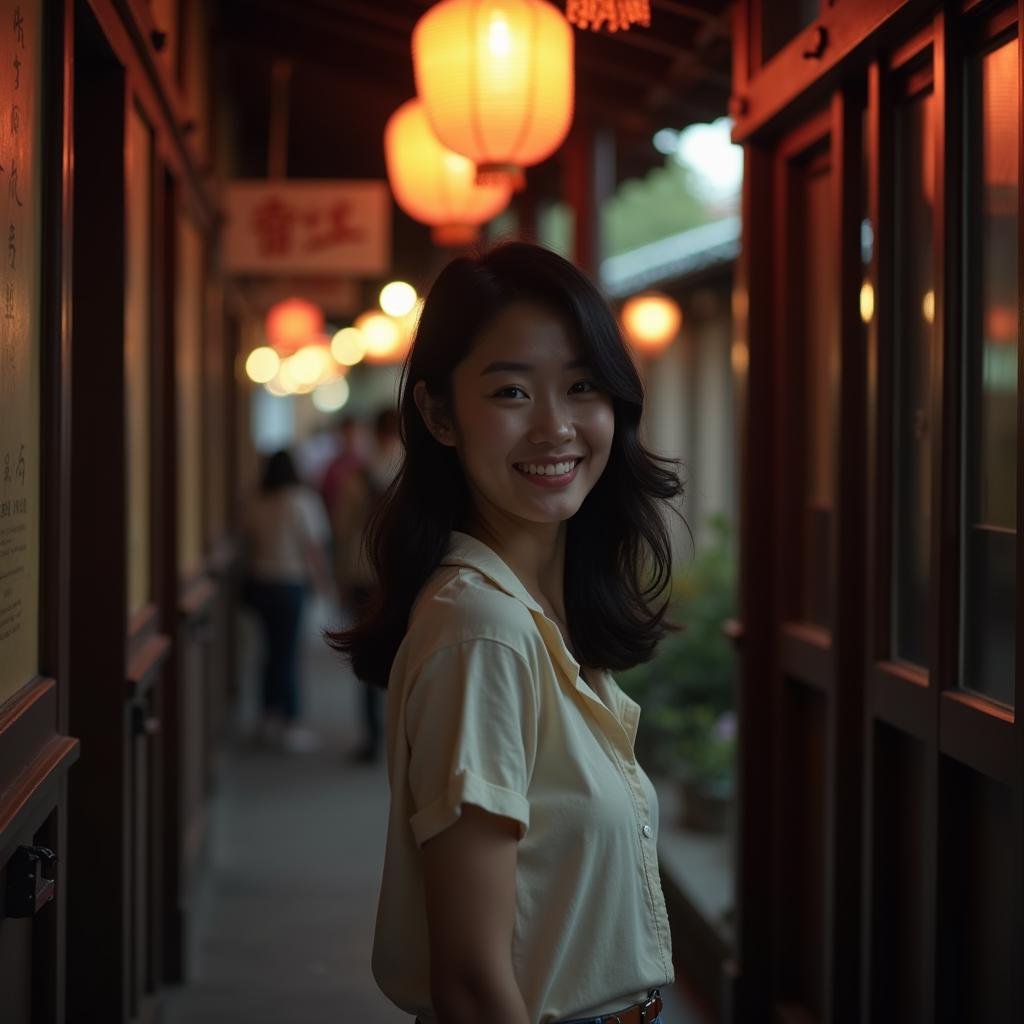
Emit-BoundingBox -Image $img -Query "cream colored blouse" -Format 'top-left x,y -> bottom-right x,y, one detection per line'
371,531 -> 674,1024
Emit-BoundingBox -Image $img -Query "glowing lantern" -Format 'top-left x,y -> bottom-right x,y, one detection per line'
356,311 -> 407,364
331,327 -> 368,367
859,281 -> 875,324
412,0 -> 574,190
384,99 -> 512,244
379,280 -> 418,318
265,297 -> 324,356
621,292 -> 681,353
566,0 -> 650,32
245,345 -> 280,384
986,304 -> 1017,343
288,343 -> 333,387
313,375 -> 351,414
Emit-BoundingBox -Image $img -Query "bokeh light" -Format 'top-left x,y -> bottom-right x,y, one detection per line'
312,375 -> 351,413
331,327 -> 368,367
245,346 -> 280,384
379,281 -> 418,318
620,292 -> 682,353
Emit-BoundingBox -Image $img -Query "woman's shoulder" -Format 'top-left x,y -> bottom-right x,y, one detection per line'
402,563 -> 541,665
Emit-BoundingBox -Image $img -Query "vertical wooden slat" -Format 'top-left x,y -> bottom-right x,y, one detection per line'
1015,0 -> 1024,1011
932,8 -> 957,1017
732,139 -> 776,1023
826,83 -> 867,1024
65,4 -> 129,1015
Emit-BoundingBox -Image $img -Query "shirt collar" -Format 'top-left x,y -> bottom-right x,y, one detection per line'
440,530 -> 545,616
439,531 -> 640,750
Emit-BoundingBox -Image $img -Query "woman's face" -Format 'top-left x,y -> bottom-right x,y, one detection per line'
434,300 -> 615,529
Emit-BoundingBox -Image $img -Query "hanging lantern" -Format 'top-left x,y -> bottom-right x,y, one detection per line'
412,0 -> 574,190
265,297 -> 324,356
566,0 -> 650,32
620,292 -> 681,353
356,311 -> 409,365
384,99 -> 512,245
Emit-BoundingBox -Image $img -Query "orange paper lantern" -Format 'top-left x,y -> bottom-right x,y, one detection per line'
265,297 -> 325,356
620,292 -> 681,353
384,98 -> 513,246
412,0 -> 574,190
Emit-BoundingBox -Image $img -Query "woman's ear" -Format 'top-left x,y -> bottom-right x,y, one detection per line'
413,380 -> 456,448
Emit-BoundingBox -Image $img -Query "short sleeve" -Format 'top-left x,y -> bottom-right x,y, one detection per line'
404,638 -> 538,849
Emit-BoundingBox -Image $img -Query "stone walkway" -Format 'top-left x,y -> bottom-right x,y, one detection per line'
158,598 -> 709,1024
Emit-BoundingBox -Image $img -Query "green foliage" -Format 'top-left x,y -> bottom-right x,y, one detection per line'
601,158 -> 717,259
618,513 -> 738,787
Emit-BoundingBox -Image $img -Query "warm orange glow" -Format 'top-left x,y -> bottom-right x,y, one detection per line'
412,0 -> 574,189
288,343 -> 333,387
986,304 -> 1017,343
860,281 -> 875,324
921,289 -> 935,325
331,327 -> 368,367
983,39 -> 1018,188
384,99 -> 512,243
621,292 -> 681,352
265,297 -> 325,356
245,346 -> 280,384
566,0 -> 650,32
379,280 -> 418,318
355,310 -> 409,364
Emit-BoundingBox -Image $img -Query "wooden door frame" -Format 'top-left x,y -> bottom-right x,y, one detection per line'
0,0 -> 80,1017
734,1 -> 1024,1020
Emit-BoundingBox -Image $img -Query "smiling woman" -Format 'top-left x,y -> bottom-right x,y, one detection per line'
324,241 -> 687,1024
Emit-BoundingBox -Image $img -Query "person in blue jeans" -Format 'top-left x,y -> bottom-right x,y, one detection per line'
243,449 -> 332,753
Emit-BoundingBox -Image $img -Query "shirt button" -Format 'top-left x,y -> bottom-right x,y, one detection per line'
641,824 -> 652,838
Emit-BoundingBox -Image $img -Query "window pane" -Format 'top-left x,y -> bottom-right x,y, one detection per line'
892,88 -> 935,668
960,37 -> 1018,705
762,0 -> 819,62
797,150 -> 837,628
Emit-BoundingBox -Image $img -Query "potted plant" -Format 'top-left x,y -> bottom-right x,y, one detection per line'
618,513 -> 738,832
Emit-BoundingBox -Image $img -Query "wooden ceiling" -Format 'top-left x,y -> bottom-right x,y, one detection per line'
214,0 -> 732,183
212,0 -> 732,287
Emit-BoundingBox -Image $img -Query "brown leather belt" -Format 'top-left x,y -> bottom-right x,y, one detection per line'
557,988 -> 664,1024
413,988 -> 663,1024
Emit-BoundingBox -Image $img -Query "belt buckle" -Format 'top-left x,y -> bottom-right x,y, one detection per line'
638,988 -> 661,1024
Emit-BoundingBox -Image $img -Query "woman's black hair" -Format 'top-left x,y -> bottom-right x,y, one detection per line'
325,240 -> 687,689
261,449 -> 300,493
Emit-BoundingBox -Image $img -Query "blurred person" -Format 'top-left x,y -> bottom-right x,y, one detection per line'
319,413 -> 371,519
243,448 -> 333,754
326,243 -> 682,1024
331,406 -> 403,764
294,421 -> 340,487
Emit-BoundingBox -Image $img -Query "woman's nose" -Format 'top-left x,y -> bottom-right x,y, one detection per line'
527,398 -> 575,445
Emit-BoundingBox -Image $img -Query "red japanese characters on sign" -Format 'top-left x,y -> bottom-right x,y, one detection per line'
224,180 -> 390,275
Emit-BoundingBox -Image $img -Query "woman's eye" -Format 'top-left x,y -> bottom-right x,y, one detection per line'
570,380 -> 598,394
493,385 -> 527,399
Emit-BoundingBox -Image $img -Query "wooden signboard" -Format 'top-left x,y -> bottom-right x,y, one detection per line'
222,180 -> 390,276
0,0 -> 40,705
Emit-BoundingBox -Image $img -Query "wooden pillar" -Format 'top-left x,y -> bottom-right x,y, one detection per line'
563,118 -> 616,279
514,172 -> 539,243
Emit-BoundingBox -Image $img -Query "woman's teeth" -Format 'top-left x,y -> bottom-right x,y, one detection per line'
514,460 -> 579,477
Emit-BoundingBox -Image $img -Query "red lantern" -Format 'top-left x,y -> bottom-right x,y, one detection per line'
412,0 -> 574,190
265,297 -> 324,356
384,99 -> 512,246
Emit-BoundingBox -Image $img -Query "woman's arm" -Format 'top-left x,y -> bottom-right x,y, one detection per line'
422,804 -> 531,1024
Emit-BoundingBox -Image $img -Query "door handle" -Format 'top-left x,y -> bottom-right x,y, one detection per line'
3,844 -> 57,918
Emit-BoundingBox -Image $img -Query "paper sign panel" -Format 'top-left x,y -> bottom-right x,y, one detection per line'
223,180 -> 390,276
0,0 -> 40,705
